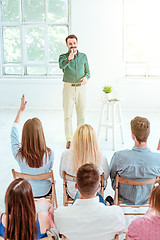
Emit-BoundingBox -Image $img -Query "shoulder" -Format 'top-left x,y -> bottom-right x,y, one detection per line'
54,206 -> 71,219
149,150 -> 160,159
129,215 -> 150,230
112,149 -> 131,159
128,216 -> 149,237
78,52 -> 88,58
49,149 -> 54,159
59,52 -> 69,58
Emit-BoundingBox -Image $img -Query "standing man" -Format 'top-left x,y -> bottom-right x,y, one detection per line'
59,34 -> 90,149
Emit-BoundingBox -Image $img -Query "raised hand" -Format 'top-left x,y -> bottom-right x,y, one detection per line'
20,94 -> 27,111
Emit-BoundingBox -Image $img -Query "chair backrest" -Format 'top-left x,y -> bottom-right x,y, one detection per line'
62,171 -> 104,206
12,169 -> 58,209
114,173 -> 158,214
62,171 -> 76,206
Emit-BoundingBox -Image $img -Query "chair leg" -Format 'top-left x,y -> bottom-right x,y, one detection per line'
118,102 -> 124,144
97,102 -> 105,139
105,103 -> 109,141
112,104 -> 116,151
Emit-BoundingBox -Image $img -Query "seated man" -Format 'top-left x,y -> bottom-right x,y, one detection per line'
110,116 -> 160,205
54,163 -> 125,240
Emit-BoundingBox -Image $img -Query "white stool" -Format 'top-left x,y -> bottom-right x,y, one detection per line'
97,99 -> 124,151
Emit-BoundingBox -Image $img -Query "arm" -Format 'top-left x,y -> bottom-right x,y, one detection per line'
110,152 -> 118,190
11,123 -> 20,159
59,52 -> 74,70
36,199 -> 54,221
48,150 -> 54,171
101,155 -> 109,182
84,55 -> 90,79
81,55 -> 90,85
14,94 -> 27,123
11,95 -> 27,159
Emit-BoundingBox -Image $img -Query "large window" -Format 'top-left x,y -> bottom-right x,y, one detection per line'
0,0 -> 70,77
124,0 -> 160,78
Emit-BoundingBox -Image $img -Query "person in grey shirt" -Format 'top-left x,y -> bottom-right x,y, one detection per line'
110,116 -> 160,205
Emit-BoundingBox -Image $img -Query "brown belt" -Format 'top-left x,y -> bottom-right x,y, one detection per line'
71,83 -> 81,87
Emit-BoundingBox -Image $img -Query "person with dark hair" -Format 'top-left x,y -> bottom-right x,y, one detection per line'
110,116 -> 160,205
59,34 -> 90,149
54,163 -> 125,240
11,95 -> 54,197
126,179 -> 160,240
0,178 -> 54,240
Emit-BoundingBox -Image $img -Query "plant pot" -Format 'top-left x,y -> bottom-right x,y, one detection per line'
104,92 -> 112,100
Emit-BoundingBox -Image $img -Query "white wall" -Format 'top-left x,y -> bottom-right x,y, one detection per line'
0,0 -> 160,112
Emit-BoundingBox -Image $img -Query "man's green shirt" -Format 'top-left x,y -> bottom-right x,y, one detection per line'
59,51 -> 90,83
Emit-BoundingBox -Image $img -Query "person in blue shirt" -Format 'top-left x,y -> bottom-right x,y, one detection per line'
11,95 -> 54,197
0,178 -> 54,240
110,116 -> 160,205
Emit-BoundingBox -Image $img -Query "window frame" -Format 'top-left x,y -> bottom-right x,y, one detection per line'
123,0 -> 160,80
0,0 -> 71,79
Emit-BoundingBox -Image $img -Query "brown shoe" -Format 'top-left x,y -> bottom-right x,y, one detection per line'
66,141 -> 71,149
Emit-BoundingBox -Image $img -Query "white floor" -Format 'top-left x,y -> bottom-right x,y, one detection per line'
0,108 -> 160,237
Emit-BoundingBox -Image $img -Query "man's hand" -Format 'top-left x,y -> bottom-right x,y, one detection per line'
68,48 -> 75,61
80,76 -> 87,85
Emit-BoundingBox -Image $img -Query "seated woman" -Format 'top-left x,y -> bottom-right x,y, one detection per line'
59,124 -> 109,200
0,178 -> 54,240
11,95 -> 54,197
126,179 -> 160,240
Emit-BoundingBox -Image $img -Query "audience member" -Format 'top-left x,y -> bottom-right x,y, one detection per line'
110,116 -> 160,205
11,95 -> 54,197
54,163 -> 125,240
59,124 -> 109,199
126,179 -> 160,240
0,178 -> 54,240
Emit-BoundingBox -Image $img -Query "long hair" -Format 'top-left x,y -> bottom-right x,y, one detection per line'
5,178 -> 37,240
72,124 -> 101,173
149,179 -> 160,213
18,118 -> 51,168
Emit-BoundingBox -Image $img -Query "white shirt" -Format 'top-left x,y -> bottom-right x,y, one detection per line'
54,196 -> 125,240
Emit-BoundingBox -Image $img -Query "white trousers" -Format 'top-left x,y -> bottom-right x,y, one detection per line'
63,83 -> 86,141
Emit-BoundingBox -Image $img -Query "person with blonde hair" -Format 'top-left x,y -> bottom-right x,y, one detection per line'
126,179 -> 160,240
59,124 -> 109,199
11,95 -> 54,197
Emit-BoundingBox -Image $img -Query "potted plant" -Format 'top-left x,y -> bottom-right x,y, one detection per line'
103,85 -> 112,100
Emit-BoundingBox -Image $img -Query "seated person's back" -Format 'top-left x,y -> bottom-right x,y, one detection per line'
60,124 -> 109,199
0,178 -> 53,240
110,116 -> 160,205
11,95 -> 54,197
55,163 -> 125,240
126,179 -> 160,240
